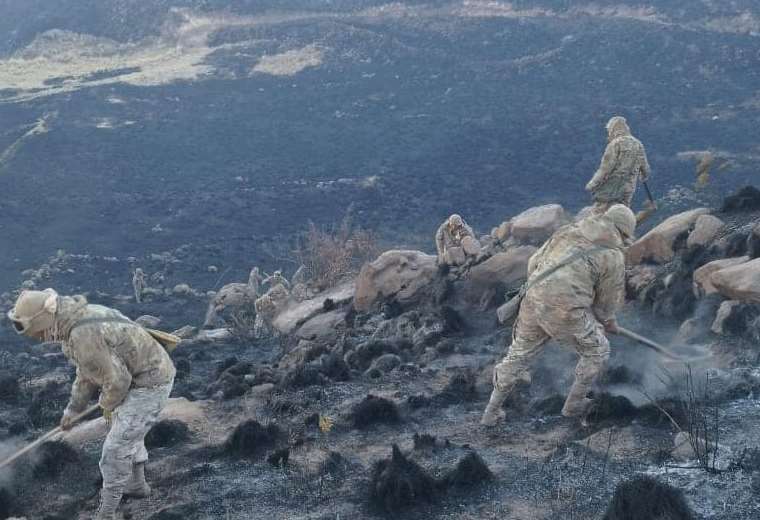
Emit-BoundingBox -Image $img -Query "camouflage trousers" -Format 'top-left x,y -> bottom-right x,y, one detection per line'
100,381 -> 173,493
493,298 -> 610,409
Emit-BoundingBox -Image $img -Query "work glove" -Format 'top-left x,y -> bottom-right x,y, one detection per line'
60,411 -> 76,431
603,319 -> 620,335
102,407 -> 114,428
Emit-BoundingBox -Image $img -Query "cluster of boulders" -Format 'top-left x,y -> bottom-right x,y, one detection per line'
626,186 -> 760,345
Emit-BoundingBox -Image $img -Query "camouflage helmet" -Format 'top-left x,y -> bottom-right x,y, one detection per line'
448,214 -> 464,229
604,204 -> 636,245
606,116 -> 631,140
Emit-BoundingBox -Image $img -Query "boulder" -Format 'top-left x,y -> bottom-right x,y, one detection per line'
748,223 -> 760,259
626,208 -> 710,265
712,300 -> 741,335
295,310 -> 347,342
354,250 -> 438,312
626,265 -> 658,298
686,214 -> 724,249
712,258 -> 760,303
510,204 -> 568,245
693,257 -> 749,296
172,283 -> 194,297
467,246 -> 536,291
135,315 -> 162,328
172,325 -> 198,339
492,221 -> 512,242
203,282 -> 256,329
273,282 -> 354,335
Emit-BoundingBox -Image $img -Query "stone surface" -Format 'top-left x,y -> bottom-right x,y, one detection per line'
135,315 -> 162,328
354,250 -> 438,312
510,204 -> 568,245
295,309 -> 347,342
172,325 -> 198,339
492,221 -> 512,242
693,257 -> 749,296
468,246 -> 537,291
712,300 -> 742,335
627,265 -> 659,296
627,208 -> 710,265
687,214 -> 724,249
273,282 -> 355,335
712,258 -> 760,303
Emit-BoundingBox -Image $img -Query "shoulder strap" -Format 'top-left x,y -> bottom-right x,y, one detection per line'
523,244 -> 614,294
70,316 -> 135,333
70,317 -> 181,352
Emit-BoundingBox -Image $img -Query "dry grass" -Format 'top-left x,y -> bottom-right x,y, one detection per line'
293,206 -> 379,291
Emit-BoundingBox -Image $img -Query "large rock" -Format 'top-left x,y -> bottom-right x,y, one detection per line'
510,204 -> 568,245
468,246 -> 536,290
295,310 -> 347,342
687,214 -> 724,249
693,256 -> 749,296
273,282 -> 355,335
627,208 -> 710,265
354,250 -> 438,312
203,282 -> 256,329
712,258 -> 760,303
712,300 -> 742,335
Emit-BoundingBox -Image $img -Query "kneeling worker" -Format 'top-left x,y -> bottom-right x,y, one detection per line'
7,289 -> 176,519
482,205 -> 635,426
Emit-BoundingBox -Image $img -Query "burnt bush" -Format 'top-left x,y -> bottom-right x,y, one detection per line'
413,433 -> 438,450
442,452 -> 493,488
0,372 -> 19,403
370,445 -> 436,514
145,420 -> 191,449
33,441 -> 80,479
0,488 -> 18,519
347,340 -> 405,371
586,394 -> 638,425
319,451 -> 351,478
435,370 -> 477,406
603,475 -> 695,520
267,448 -> 290,467
531,394 -> 565,416
721,186 -> 760,213
224,420 -> 281,459
352,395 -> 401,430
282,352 -> 350,388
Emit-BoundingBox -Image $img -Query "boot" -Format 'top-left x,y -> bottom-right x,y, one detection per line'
95,487 -> 122,520
123,463 -> 151,498
562,378 -> 595,418
480,388 -> 508,427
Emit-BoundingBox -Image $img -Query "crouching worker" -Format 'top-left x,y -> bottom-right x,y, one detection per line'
7,289 -> 176,520
481,205 -> 635,426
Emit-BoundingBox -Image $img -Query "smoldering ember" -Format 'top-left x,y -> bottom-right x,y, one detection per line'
0,1 -> 760,519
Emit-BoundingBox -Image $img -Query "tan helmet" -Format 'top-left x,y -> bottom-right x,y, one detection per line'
448,214 -> 464,229
604,204 -> 636,245
7,288 -> 58,336
606,116 -> 631,140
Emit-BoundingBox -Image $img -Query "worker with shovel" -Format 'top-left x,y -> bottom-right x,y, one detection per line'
6,289 -> 176,520
586,116 -> 654,222
482,205 -> 635,426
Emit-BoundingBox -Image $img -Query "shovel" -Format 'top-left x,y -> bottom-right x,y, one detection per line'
635,181 -> 658,226
615,326 -> 713,363
0,403 -> 100,471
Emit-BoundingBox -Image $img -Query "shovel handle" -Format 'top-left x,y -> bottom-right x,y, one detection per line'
615,326 -> 681,361
0,404 -> 100,470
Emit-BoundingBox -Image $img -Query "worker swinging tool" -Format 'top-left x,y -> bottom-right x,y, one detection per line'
4,289 -> 179,520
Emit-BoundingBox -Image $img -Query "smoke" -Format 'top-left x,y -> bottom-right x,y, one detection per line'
0,437 -> 26,487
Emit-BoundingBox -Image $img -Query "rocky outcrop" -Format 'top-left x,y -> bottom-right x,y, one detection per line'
712,258 -> 760,303
273,282 -> 355,335
627,208 -> 710,265
510,204 -> 568,246
467,246 -> 536,291
295,309 -> 347,342
693,257 -> 749,297
354,250 -> 438,312
203,282 -> 257,329
687,214 -> 724,249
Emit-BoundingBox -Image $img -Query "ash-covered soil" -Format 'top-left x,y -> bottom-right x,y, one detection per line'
1,234 -> 760,519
